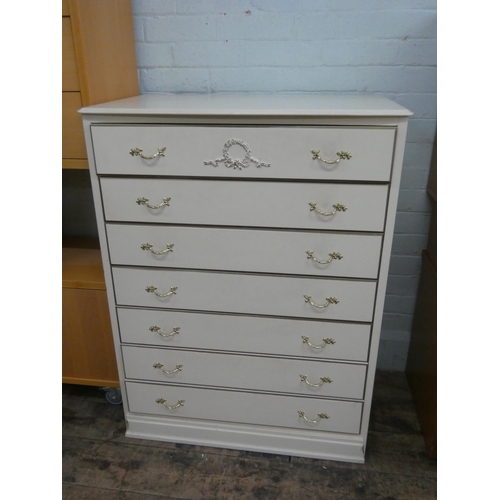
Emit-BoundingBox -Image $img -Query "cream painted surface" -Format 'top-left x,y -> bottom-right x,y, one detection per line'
126,381 -> 363,434
122,346 -> 367,399
106,224 -> 382,279
80,93 -> 412,117
112,267 -> 377,322
117,308 -> 372,362
91,125 -> 395,181
100,178 -> 388,232
81,93 -> 410,463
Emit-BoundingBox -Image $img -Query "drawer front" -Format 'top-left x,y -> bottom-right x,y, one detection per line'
122,346 -> 366,399
100,179 -> 388,232
107,224 -> 382,279
91,125 -> 395,181
112,268 -> 376,322
117,308 -> 372,362
126,381 -> 363,434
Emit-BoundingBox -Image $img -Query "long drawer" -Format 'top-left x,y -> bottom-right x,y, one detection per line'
126,381 -> 363,434
122,346 -> 366,399
117,308 -> 372,362
107,224 -> 382,279
91,125 -> 395,181
112,268 -> 377,322
100,178 -> 389,232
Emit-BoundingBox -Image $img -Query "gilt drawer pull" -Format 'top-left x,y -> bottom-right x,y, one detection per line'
311,150 -> 351,164
153,363 -> 183,375
304,295 -> 339,308
301,336 -> 336,349
136,197 -> 171,209
146,286 -> 178,297
297,411 -> 330,424
300,375 -> 333,387
141,243 -> 174,255
150,326 -> 180,338
306,250 -> 343,264
309,202 -> 347,216
156,398 -> 184,410
130,147 -> 166,159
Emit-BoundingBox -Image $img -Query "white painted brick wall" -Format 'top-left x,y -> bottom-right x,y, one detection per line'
131,0 -> 437,371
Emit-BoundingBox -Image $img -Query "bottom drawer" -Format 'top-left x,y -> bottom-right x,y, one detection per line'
126,381 -> 363,435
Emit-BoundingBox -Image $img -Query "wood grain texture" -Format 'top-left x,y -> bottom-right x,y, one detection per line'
62,287 -> 119,387
62,92 -> 87,159
68,0 -> 139,106
62,18 -> 80,91
62,238 -> 105,290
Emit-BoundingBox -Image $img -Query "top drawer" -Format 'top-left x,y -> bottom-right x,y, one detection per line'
90,125 -> 395,181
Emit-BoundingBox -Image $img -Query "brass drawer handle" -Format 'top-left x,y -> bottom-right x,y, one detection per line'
146,286 -> 177,298
153,363 -> 183,375
302,336 -> 336,349
309,202 -> 347,216
141,243 -> 174,255
136,197 -> 171,209
304,295 -> 339,308
300,375 -> 333,388
130,147 -> 166,159
311,150 -> 351,164
156,398 -> 184,410
150,326 -> 180,338
306,250 -> 343,264
297,411 -> 330,424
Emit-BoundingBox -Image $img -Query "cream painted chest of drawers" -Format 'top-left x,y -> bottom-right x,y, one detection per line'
81,93 -> 411,463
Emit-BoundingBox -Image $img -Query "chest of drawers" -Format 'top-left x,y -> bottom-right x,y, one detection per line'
81,93 -> 411,463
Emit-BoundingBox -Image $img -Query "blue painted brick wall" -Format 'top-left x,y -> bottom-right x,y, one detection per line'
131,0 -> 437,370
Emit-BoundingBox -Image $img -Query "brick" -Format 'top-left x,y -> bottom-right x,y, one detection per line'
295,10 -> 437,41
391,234 -> 429,256
320,40 -> 399,66
406,118 -> 437,144
398,39 -> 437,66
139,68 -> 210,92
136,43 -> 173,68
216,12 -> 294,40
132,0 -> 175,15
381,312 -> 415,332
386,275 -> 420,297
400,166 -> 434,190
394,212 -> 432,235
173,41 -> 247,67
376,340 -> 410,371
403,143 -> 435,168
245,41 -> 323,67
253,0 -> 437,11
388,255 -> 423,276
144,16 -> 217,42
392,93 -> 437,119
397,189 -> 433,212
384,294 -> 418,315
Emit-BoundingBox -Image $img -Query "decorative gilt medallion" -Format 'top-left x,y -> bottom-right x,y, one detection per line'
204,139 -> 271,170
